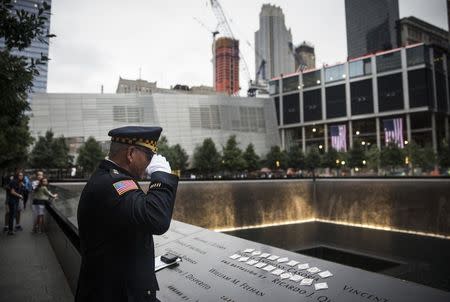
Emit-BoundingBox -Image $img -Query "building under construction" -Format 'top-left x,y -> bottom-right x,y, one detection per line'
215,37 -> 240,95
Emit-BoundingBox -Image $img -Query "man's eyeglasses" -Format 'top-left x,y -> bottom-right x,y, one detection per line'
135,146 -> 154,161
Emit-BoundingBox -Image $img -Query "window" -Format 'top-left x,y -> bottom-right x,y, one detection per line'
269,80 -> 279,95
303,70 -> 321,88
377,73 -> 404,112
407,45 -> 428,67
325,85 -> 346,118
349,58 -> 372,78
351,79 -> 374,115
283,75 -> 299,92
376,51 -> 401,73
303,89 -> 322,122
435,71 -> 448,112
325,64 -> 346,83
283,93 -> 300,124
113,106 -> 143,123
408,69 -> 433,108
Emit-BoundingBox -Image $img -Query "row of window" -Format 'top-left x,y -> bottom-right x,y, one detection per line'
274,68 -> 447,125
270,45 -> 433,94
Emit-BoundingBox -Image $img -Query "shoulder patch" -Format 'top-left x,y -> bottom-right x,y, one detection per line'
113,180 -> 138,196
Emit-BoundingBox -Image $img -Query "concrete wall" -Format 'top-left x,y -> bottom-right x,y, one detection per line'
53,178 -> 450,237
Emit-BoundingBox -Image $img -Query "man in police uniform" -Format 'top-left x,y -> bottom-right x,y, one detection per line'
76,126 -> 178,302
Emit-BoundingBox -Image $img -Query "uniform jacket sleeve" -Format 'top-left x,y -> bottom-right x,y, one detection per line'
113,171 -> 179,235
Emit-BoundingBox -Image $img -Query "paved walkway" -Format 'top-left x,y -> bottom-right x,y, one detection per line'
0,189 -> 73,301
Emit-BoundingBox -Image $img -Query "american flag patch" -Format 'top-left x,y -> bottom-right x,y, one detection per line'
113,180 -> 138,196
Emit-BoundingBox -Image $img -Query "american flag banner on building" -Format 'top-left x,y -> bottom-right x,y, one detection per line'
383,118 -> 404,148
330,125 -> 347,152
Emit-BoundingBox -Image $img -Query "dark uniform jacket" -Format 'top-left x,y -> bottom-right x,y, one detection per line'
76,159 -> 178,302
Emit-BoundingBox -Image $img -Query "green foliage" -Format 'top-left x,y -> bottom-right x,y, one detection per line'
404,142 -> 436,173
320,148 -> 340,169
170,144 -> 189,172
193,138 -> 221,175
365,145 -> 380,171
380,143 -> 404,172
265,146 -> 288,170
1,0 -> 54,51
347,140 -> 366,168
221,135 -> 246,173
29,130 -> 72,169
77,137 -> 105,175
287,145 -> 305,169
156,136 -> 170,157
243,143 -> 261,171
439,139 -> 450,169
305,149 -> 321,172
156,136 -> 189,173
0,0 -> 53,171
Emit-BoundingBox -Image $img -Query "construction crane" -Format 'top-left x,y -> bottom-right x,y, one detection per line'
193,17 -> 219,41
193,17 -> 219,89
209,0 -> 251,93
246,41 -> 268,97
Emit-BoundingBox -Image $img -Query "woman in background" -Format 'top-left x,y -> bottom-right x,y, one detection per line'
32,178 -> 57,233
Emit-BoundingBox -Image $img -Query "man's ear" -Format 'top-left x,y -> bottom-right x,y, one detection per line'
126,146 -> 134,163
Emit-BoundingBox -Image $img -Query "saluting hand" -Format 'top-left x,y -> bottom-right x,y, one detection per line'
146,154 -> 171,176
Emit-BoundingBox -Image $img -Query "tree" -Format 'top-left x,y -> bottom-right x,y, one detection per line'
243,143 -> 261,171
170,144 -> 189,173
365,145 -> 380,171
380,143 -> 404,173
347,141 -> 366,169
439,139 -> 450,170
0,0 -> 54,171
221,135 -> 246,174
155,136 -> 188,173
403,142 -> 436,174
156,136 -> 171,157
305,149 -> 321,177
192,138 -> 221,176
287,145 -> 305,170
77,137 -> 105,175
320,148 -> 339,169
265,146 -> 288,170
29,130 -> 72,169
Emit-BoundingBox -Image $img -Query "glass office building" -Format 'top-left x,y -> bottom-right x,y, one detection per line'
0,0 -> 52,93
345,0 -> 399,59
29,93 -> 280,158
270,44 -> 450,154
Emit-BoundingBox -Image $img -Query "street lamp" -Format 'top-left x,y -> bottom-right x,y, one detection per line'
341,161 -> 346,166
318,145 -> 323,150
276,160 -> 280,168
362,160 -> 367,165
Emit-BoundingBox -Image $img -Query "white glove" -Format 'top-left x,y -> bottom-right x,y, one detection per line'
146,154 -> 171,175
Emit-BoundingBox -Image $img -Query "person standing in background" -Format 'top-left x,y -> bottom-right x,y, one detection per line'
32,177 -> 57,233
31,171 -> 44,229
7,171 -> 26,235
23,173 -> 32,210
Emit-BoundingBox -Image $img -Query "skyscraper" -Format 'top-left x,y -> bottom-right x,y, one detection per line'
215,37 -> 240,95
255,4 -> 295,80
345,0 -> 399,59
0,0 -> 52,93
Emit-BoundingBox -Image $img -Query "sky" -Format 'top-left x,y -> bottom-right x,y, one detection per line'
47,0 -> 448,95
